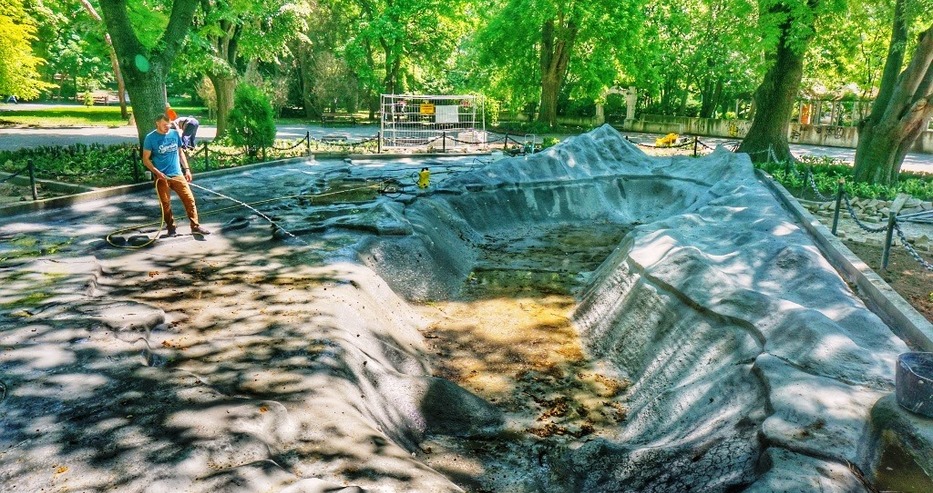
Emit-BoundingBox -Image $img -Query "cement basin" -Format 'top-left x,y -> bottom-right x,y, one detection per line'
897,352 -> 933,418
0,124 -> 929,492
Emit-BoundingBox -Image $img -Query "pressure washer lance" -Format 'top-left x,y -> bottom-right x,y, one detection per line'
187,182 -> 307,244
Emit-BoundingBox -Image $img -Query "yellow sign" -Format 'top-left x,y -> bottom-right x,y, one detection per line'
420,103 -> 435,115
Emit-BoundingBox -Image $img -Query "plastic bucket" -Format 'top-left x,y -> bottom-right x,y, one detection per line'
896,352 -> 933,418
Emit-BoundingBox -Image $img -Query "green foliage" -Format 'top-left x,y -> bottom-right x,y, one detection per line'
805,0 -> 892,99
339,0 -> 469,100
757,156 -> 933,201
83,91 -> 94,107
0,0 -> 55,99
227,84 -> 276,154
0,143 -> 139,187
493,120 -> 555,135
484,98 -> 501,127
541,137 -> 560,149
0,136 -> 321,188
470,0 -> 645,115
640,0 -> 761,118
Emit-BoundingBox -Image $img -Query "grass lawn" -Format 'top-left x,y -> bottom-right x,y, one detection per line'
0,103 -> 209,127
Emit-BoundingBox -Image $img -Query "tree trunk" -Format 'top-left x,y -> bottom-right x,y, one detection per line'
369,93 -> 379,121
123,72 -> 167,140
539,73 -> 560,127
382,43 -> 402,96
854,0 -> 933,184
79,0 -> 128,119
209,74 -> 237,138
112,45 -> 129,120
537,17 -> 577,128
700,78 -> 723,118
854,123 -> 902,183
738,3 -> 816,163
297,48 -> 318,119
677,84 -> 689,116
98,0 -> 197,145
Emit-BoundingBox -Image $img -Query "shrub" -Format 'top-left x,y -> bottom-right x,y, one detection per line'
82,92 -> 94,107
196,77 -> 217,120
484,97 -> 500,127
756,156 -> 933,201
542,137 -> 560,149
227,84 -> 276,156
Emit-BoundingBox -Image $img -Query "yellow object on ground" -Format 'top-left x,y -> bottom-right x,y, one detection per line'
418,168 -> 430,189
655,133 -> 679,147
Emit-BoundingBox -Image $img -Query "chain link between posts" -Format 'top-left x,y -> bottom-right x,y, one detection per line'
734,143 -> 933,272
841,194 -> 889,233
0,164 -> 30,184
893,222 -> 933,271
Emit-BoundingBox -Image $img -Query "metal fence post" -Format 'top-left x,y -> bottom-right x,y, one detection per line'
27,159 -> 38,200
831,179 -> 844,235
131,147 -> 140,183
504,133 -> 509,151
306,131 -> 312,156
881,211 -> 897,270
377,131 -> 382,154
204,142 -> 210,171
442,131 -> 447,153
693,135 -> 698,157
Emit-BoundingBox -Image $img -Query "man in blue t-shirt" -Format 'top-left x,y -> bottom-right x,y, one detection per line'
142,114 -> 211,237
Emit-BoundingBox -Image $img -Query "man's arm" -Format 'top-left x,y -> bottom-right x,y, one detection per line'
179,147 -> 192,182
142,149 -> 168,182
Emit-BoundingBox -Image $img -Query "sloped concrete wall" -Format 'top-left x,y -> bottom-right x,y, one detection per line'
363,124 -> 911,491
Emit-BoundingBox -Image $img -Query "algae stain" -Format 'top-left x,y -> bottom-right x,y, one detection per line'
1,234 -> 75,261
416,222 -> 633,440
874,437 -> 933,493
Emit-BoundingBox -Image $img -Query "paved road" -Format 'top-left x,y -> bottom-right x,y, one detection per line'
2,106 -> 932,173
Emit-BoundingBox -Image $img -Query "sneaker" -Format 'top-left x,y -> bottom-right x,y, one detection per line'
191,225 -> 211,235
166,226 -> 177,237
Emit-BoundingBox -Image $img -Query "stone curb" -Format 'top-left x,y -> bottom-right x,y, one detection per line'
0,170 -> 97,195
758,169 -> 933,351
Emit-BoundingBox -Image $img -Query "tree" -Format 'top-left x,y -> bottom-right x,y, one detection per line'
804,0 -> 892,101
738,0 -> 826,163
179,0 -> 305,137
78,0 -> 129,118
228,83 -> 276,155
341,0 -> 469,118
853,0 -> 933,184
28,0 -> 116,101
98,0 -> 199,144
640,0 -> 760,118
0,0 -> 54,99
474,0 -> 644,128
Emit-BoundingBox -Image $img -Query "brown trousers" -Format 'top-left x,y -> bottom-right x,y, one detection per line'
156,176 -> 200,229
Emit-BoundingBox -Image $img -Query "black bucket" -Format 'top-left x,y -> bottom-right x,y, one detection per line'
896,352 -> 933,418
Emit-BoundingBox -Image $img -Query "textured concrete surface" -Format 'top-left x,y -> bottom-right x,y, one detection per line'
1,125 -> 929,491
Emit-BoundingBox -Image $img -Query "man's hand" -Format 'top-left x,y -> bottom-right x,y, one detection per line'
184,169 -> 193,182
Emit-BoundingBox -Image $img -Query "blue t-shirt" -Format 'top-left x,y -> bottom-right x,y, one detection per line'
143,129 -> 183,176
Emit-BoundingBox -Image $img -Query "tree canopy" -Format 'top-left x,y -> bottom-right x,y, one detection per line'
13,0 -> 933,182
0,0 -> 55,98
